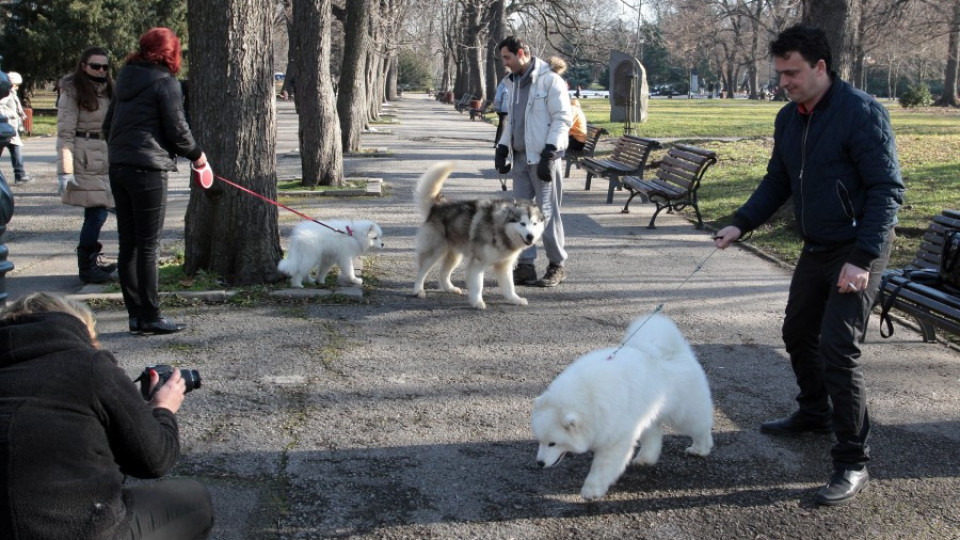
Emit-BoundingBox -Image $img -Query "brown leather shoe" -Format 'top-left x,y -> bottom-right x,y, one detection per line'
537,263 -> 565,287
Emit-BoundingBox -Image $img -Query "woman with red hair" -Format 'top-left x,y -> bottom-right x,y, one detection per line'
103,27 -> 207,335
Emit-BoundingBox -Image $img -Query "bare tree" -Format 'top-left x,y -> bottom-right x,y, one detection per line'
802,0 -> 861,81
935,0 -> 960,106
291,0 -> 344,186
338,0 -> 370,153
184,0 -> 282,284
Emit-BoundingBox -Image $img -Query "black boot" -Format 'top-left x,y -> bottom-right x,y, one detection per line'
92,242 -> 118,274
77,245 -> 115,284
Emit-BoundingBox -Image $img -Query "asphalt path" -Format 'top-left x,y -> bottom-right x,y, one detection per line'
2,94 -> 958,539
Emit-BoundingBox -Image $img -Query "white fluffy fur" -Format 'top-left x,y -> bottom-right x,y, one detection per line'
531,314 -> 714,500
277,219 -> 384,288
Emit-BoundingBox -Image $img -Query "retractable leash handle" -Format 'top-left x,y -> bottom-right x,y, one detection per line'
192,161 -> 214,190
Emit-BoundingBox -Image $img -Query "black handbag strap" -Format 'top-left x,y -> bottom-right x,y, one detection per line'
878,272 -> 902,339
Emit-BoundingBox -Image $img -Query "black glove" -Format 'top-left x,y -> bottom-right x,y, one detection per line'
495,144 -> 511,174
537,144 -> 559,182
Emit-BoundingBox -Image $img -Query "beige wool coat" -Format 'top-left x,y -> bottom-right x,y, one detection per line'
57,77 -> 114,208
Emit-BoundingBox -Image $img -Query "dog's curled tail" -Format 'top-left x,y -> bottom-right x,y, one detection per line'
414,161 -> 456,219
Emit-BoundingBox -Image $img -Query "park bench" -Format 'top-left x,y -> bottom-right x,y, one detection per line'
469,100 -> 494,121
581,135 -> 661,204
564,125 -> 607,178
877,209 -> 960,342
454,93 -> 475,113
620,144 -> 718,229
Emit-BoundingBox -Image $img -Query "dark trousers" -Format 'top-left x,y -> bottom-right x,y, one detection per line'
782,238 -> 891,470
109,164 -> 168,322
494,112 -> 507,144
79,206 -> 109,248
567,136 -> 586,152
125,478 -> 214,540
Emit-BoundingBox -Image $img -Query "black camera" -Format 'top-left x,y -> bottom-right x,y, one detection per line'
135,364 -> 202,400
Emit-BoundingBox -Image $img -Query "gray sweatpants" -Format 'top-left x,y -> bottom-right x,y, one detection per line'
512,159 -> 567,267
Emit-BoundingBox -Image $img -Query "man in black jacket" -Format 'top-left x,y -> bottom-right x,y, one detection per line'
714,25 -> 904,506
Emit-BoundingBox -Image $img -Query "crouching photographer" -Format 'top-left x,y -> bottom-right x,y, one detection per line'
0,292 -> 213,539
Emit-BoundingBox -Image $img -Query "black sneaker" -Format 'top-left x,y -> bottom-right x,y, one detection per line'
513,263 -> 538,286
537,263 -> 565,287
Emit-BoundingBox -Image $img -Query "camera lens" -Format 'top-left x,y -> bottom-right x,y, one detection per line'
180,369 -> 202,393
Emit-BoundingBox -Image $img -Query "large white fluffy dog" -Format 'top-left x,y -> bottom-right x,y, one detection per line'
277,219 -> 384,288
531,313 -> 714,500
412,161 -> 545,310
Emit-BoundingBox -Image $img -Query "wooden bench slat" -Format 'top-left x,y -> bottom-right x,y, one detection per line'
578,135 -> 660,203
620,143 -> 717,229
879,209 -> 960,342
564,125 -> 608,179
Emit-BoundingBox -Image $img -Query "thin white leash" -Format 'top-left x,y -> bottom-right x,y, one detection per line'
606,243 -> 722,360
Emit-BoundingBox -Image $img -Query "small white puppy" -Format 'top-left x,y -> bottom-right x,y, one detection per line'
531,314 -> 714,500
278,219 -> 384,288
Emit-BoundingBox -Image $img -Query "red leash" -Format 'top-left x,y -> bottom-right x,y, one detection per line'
192,162 -> 352,236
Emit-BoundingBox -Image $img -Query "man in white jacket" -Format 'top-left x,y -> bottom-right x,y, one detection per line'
495,36 -> 572,287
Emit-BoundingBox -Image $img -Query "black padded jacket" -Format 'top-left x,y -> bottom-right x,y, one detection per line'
0,312 -> 179,540
103,61 -> 201,171
731,75 -> 904,270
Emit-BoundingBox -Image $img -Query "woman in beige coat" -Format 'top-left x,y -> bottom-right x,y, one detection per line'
57,46 -> 117,284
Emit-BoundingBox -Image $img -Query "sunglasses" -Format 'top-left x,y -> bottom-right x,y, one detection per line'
86,62 -> 109,71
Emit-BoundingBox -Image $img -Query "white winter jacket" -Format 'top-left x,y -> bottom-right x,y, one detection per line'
497,58 -> 572,166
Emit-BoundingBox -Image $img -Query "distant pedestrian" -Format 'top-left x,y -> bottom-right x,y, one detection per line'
57,46 -> 118,284
492,76 -> 509,146
0,72 -> 30,184
104,27 -> 207,335
568,98 -> 587,152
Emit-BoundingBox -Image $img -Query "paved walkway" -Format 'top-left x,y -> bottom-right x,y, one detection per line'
2,94 -> 958,539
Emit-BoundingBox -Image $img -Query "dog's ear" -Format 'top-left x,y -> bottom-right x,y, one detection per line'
562,412 -> 579,431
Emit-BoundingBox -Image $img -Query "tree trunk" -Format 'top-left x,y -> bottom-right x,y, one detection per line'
337,0 -> 370,153
935,0 -> 960,107
461,0 -> 484,100
484,0 -> 506,100
802,0 -> 860,81
291,0 -> 343,187
280,0 -> 297,98
184,0 -> 282,285
385,52 -> 399,101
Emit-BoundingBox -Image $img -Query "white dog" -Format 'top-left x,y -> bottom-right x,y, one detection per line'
278,219 -> 384,288
531,313 -> 714,500
412,161 -> 545,310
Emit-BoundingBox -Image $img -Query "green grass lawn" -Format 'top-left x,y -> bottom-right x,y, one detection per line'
578,98 -> 960,269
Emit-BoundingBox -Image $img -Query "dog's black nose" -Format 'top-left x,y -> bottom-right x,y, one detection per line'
537,460 -> 545,468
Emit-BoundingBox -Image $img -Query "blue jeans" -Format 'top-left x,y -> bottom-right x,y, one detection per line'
0,143 -> 25,182
79,206 -> 109,248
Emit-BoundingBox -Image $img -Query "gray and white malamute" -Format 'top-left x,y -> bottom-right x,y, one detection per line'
412,162 -> 545,310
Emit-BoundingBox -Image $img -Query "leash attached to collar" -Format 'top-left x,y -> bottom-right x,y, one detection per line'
191,162 -> 352,236
606,245 -> 721,360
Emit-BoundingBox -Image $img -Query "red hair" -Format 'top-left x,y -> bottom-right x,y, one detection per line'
127,27 -> 182,74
